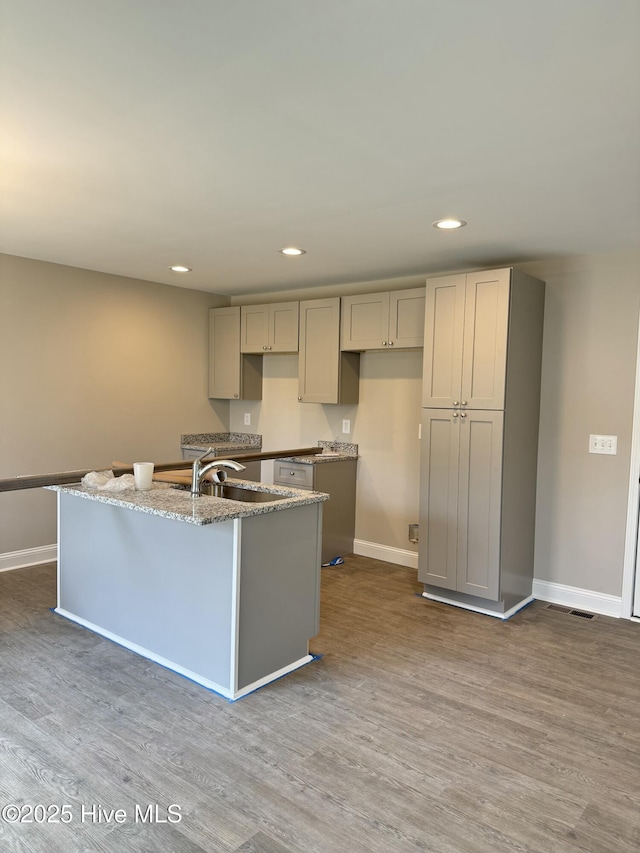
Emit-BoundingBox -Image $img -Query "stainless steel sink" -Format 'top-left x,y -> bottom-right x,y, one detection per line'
201,483 -> 288,502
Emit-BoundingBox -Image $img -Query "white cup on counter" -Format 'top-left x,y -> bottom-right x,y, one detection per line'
133,462 -> 154,491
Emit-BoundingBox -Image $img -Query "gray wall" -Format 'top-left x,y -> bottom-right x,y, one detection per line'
522,252 -> 640,596
0,254 -> 228,554
229,350 -> 423,558
230,252 -> 640,597
3,250 -> 640,601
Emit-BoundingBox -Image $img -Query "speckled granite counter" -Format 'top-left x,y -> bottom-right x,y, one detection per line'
180,432 -> 262,453
48,479 -> 327,526
276,440 -> 358,464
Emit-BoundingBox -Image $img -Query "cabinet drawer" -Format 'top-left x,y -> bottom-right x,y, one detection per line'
273,461 -> 314,490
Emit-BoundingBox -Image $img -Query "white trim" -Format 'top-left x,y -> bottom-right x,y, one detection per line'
56,493 -> 61,606
422,591 -> 534,620
532,579 -> 622,618
230,655 -> 314,701
0,544 -> 57,573
622,309 -> 640,618
353,539 -> 418,569
230,518 -> 241,696
54,608 -> 313,701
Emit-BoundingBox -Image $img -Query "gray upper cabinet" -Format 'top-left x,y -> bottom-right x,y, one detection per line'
422,270 -> 509,410
341,287 -> 426,351
298,297 -> 359,404
208,307 -> 262,400
240,302 -> 299,353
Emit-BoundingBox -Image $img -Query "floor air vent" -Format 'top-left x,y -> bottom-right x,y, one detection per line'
545,604 -> 596,619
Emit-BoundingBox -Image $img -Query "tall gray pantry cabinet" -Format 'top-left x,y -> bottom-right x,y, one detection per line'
418,268 -> 545,618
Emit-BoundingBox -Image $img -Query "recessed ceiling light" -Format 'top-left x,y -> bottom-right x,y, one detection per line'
169,265 -> 192,273
279,247 -> 307,256
433,218 -> 467,230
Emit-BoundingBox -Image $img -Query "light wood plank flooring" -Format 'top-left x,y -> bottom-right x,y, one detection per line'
1,557 -> 639,852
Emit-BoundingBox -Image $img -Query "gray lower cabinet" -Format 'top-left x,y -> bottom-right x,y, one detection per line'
273,459 -> 357,563
419,409 -> 503,601
341,288 -> 426,350
208,307 -> 262,400
298,297 -> 359,404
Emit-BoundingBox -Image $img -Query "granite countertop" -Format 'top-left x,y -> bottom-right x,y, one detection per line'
276,440 -> 359,465
48,479 -> 328,526
181,432 -> 262,452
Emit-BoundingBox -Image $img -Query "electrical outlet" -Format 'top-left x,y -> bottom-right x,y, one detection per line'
342,419 -> 351,434
589,434 -> 617,455
244,413 -> 251,426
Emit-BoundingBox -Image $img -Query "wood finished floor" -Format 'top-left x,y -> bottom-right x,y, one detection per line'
1,557 -> 639,852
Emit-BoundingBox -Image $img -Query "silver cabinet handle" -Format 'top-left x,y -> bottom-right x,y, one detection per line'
452,412 -> 459,418
234,394 -> 238,398
460,412 -> 467,418
263,345 -> 268,350
461,400 -> 467,406
298,396 -> 302,401
453,400 -> 460,407
388,340 -> 394,346
268,345 -> 272,350
382,341 -> 387,346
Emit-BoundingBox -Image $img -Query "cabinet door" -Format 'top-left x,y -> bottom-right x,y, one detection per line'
240,304 -> 269,353
456,410 -> 503,600
340,292 -> 390,350
208,307 -> 241,399
422,275 -> 466,407
461,269 -> 510,410
388,288 -> 425,348
299,298 -> 359,404
418,410 -> 460,590
269,302 -> 299,352
241,302 -> 299,352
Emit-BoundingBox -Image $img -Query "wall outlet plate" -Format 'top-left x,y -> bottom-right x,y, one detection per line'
589,434 -> 617,455
342,419 -> 351,434
244,413 -> 251,426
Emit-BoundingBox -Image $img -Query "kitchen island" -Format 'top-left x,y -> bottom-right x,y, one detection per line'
49,480 -> 328,700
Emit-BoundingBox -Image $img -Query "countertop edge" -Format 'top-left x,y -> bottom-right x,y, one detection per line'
275,454 -> 358,465
47,481 -> 328,525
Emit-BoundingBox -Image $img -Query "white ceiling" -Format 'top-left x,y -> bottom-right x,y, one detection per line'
1,0 -> 639,296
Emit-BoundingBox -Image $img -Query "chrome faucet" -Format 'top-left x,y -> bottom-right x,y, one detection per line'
190,448 -> 246,497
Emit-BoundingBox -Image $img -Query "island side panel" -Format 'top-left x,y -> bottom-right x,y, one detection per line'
57,492 -> 236,692
237,502 -> 322,690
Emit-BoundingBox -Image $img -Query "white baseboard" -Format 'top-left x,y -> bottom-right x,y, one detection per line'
422,591 -> 535,620
532,579 -> 622,618
0,545 -> 57,573
353,539 -> 418,569
55,607 -> 314,701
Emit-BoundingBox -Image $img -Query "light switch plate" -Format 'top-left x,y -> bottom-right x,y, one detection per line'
244,413 -> 251,426
589,434 -> 617,455
342,419 -> 351,434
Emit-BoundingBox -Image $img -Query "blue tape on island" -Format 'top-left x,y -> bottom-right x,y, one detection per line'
50,608 -> 322,702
